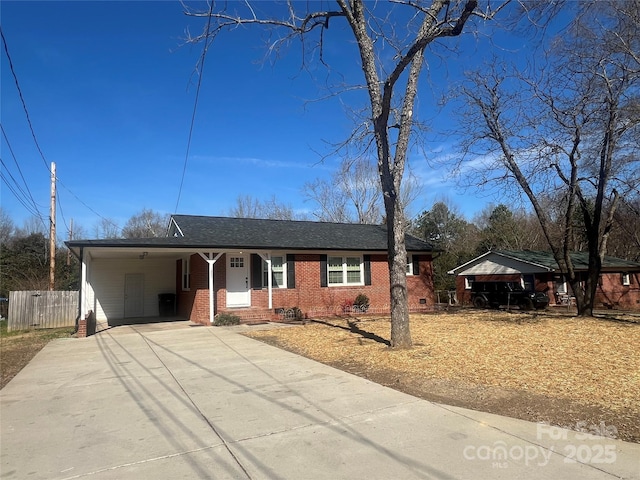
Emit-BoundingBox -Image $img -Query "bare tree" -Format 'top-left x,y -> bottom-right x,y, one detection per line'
303,177 -> 351,224
229,195 -> 262,219
186,1 -> 506,347
230,194 -> 301,220
122,209 -> 170,239
67,222 -> 87,244
304,157 -> 383,224
456,1 -> 640,315
15,215 -> 47,237
0,207 -> 14,245
93,217 -> 121,239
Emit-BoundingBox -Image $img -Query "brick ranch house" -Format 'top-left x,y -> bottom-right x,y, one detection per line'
449,250 -> 640,311
67,215 -> 435,332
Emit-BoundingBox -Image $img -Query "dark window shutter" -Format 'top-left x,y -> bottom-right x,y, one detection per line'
363,255 -> 372,285
287,254 -> 296,289
412,255 -> 420,276
251,254 -> 263,290
320,254 -> 328,287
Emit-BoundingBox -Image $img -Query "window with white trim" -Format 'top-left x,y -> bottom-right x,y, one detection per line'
406,256 -> 413,275
328,255 -> 363,286
622,273 -> 631,286
181,258 -> 190,290
263,256 -> 286,288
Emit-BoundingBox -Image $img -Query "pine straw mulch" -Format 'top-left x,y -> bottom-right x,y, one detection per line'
244,310 -> 640,443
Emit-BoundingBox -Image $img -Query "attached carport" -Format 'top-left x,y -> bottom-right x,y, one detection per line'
67,231 -> 285,336
67,237 -> 220,333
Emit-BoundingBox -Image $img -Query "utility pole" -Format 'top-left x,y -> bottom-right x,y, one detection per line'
67,218 -> 73,266
49,162 -> 56,291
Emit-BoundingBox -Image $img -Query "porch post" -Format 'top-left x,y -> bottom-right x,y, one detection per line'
208,260 -> 214,322
266,256 -> 273,309
257,252 -> 273,310
199,252 -> 223,323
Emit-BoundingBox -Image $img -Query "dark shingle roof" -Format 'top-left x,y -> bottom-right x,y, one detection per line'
67,215 -> 433,252
170,215 -> 432,251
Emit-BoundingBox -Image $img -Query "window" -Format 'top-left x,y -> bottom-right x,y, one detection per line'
327,255 -> 363,286
622,273 -> 631,286
181,258 -> 190,290
464,276 -> 475,290
346,257 -> 361,283
263,256 -> 285,288
230,256 -> 244,268
406,256 -> 413,275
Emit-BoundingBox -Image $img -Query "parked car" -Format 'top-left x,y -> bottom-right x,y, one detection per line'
470,281 -> 549,310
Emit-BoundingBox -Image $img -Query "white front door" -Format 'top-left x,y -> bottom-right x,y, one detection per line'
226,254 -> 250,307
124,273 -> 144,317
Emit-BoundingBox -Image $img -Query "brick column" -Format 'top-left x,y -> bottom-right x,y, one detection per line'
77,310 -> 94,338
77,317 -> 87,338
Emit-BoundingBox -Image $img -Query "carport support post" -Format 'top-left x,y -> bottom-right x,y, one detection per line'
77,247 -> 88,337
81,252 -> 87,315
199,252 -> 223,324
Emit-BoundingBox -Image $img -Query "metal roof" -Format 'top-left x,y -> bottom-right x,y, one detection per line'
494,250 -> 640,271
448,249 -> 640,275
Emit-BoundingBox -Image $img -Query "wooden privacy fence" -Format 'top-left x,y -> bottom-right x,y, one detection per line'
8,291 -> 79,331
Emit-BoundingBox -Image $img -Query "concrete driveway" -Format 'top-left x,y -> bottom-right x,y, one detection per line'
1,321 -> 639,480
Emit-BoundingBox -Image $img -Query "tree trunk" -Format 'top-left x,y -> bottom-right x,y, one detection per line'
385,194 -> 411,348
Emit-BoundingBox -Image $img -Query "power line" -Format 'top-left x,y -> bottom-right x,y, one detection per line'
0,27 -> 50,173
0,166 -> 42,219
174,2 -> 214,214
1,26 -> 121,235
1,124 -> 45,217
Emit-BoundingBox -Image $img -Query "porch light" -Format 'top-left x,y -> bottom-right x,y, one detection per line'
139,252 -> 148,260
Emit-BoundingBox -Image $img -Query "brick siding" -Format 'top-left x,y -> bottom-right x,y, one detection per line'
180,253 -> 435,324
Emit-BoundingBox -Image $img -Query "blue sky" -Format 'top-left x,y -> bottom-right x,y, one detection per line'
1,1 -> 536,239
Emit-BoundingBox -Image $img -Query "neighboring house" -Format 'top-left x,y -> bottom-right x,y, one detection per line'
67,215 -> 435,332
448,250 -> 640,311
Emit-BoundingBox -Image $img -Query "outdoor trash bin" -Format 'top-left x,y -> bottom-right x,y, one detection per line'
158,293 -> 176,317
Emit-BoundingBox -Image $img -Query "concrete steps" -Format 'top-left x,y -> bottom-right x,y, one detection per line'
219,308 -> 278,324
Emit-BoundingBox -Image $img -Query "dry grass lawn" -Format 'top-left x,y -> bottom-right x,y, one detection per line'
245,310 -> 640,443
0,321 -> 75,389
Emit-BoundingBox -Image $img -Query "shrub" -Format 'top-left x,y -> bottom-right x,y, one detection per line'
353,294 -> 370,313
213,312 -> 241,326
